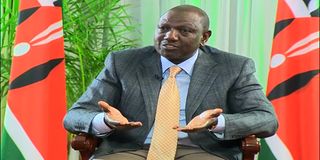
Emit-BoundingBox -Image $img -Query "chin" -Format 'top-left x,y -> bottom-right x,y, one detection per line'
162,53 -> 181,63
160,50 -> 174,57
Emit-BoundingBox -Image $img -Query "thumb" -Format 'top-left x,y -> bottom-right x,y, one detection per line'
208,108 -> 223,118
213,108 -> 223,115
98,101 -> 113,113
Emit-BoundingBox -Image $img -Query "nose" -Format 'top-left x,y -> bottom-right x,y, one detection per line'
164,29 -> 178,41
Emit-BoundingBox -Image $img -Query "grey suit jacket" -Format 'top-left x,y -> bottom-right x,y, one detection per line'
63,46 -> 278,160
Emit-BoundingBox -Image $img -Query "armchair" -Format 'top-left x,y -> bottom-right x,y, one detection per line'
71,133 -> 260,160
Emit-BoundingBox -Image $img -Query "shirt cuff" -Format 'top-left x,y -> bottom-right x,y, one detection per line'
91,112 -> 113,136
209,114 -> 225,139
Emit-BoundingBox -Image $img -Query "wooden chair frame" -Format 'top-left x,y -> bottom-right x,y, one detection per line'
71,133 -> 260,160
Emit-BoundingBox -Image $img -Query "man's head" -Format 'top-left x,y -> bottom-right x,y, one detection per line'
154,5 -> 211,64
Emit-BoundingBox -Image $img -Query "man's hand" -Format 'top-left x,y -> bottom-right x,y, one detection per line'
98,101 -> 143,130
174,108 -> 223,133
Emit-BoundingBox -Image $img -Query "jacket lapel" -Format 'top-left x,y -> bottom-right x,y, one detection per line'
136,50 -> 162,128
186,49 -> 220,122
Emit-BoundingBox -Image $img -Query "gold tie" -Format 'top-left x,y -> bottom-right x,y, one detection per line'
147,66 -> 182,160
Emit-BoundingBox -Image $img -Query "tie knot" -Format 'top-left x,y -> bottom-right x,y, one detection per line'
169,66 -> 182,78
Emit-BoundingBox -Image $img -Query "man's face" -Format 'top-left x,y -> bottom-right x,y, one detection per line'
154,10 -> 207,64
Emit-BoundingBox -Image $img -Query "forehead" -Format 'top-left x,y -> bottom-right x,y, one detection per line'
159,11 -> 202,27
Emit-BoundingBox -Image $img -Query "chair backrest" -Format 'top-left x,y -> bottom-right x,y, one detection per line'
71,134 -> 260,160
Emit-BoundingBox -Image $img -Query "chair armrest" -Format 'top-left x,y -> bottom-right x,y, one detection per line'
71,133 -> 100,160
241,135 -> 260,160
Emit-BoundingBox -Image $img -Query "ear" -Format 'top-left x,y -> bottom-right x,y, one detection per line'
201,30 -> 212,45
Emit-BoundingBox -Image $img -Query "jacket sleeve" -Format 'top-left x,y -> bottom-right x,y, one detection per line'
63,52 -> 121,134
222,58 -> 278,140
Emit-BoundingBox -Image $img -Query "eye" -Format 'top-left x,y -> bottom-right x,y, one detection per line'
180,28 -> 190,33
158,26 -> 170,32
179,27 -> 193,35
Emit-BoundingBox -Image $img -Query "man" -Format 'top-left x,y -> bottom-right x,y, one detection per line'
64,5 -> 278,160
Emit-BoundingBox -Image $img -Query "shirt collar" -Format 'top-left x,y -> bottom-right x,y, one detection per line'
161,49 -> 199,76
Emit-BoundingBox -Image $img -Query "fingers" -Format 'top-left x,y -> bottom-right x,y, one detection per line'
119,121 -> 142,126
98,101 -> 113,112
213,108 -> 223,116
106,119 -> 143,130
206,108 -> 223,118
175,126 -> 188,131
172,125 -> 179,129
116,121 -> 143,130
175,126 -> 199,133
174,125 -> 201,133
122,121 -> 143,128
105,114 -> 142,128
173,125 -> 191,132
98,101 -> 142,130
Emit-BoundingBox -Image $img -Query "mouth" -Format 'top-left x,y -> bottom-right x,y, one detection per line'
161,42 -> 179,50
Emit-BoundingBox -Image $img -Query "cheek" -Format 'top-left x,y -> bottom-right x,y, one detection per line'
154,34 -> 163,51
191,37 -> 202,46
155,34 -> 164,42
185,38 -> 200,47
